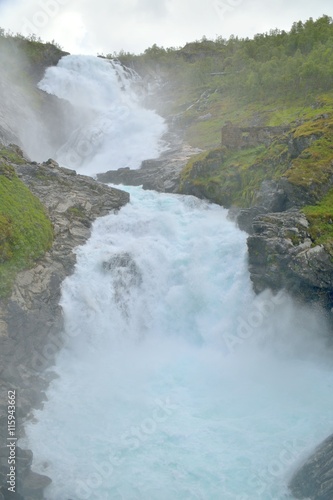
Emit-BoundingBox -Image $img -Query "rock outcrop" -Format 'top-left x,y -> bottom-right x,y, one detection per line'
246,210 -> 333,310
0,36 -> 70,161
0,154 -> 129,499
289,434 -> 333,500
221,123 -> 290,150
97,135 -> 202,193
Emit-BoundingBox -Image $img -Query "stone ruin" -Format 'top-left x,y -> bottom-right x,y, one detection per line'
221,122 -> 289,150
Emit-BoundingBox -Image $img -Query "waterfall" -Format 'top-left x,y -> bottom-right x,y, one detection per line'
38,55 -> 167,175
21,55 -> 333,500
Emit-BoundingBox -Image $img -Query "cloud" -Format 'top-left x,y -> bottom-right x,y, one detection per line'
0,0 -> 331,55
135,0 -> 169,19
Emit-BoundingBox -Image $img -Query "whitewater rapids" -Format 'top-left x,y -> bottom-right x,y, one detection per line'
22,186 -> 333,500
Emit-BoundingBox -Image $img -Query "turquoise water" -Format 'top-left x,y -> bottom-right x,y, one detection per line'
23,187 -> 333,500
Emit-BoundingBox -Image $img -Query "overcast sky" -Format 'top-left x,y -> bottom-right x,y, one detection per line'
0,0 -> 332,55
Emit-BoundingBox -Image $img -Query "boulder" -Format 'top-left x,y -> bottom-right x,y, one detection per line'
289,433 -> 333,500
97,141 -> 202,193
247,210 -> 333,309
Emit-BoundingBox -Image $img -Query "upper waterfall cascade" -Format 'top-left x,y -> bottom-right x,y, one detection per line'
38,55 -> 167,175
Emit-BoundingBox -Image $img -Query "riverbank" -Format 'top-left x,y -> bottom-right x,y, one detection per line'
0,148 -> 129,499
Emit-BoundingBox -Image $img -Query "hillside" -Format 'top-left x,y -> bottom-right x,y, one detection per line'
0,34 -> 131,499
0,33 -> 72,298
1,19 -> 333,500
105,15 -> 333,311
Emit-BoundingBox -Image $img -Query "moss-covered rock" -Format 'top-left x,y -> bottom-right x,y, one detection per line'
247,211 -> 333,308
0,35 -> 69,83
0,146 -> 54,297
179,106 -> 333,212
289,434 -> 333,500
302,188 -> 333,258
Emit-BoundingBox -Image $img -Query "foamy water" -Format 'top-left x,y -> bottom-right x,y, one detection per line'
22,186 -> 333,500
38,55 -> 167,175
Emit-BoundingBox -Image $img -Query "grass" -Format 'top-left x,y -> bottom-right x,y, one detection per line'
0,147 -> 26,166
303,188 -> 333,255
0,151 -> 53,297
179,90 -> 333,210
175,88 -> 333,151
285,135 -> 333,194
179,140 -> 290,207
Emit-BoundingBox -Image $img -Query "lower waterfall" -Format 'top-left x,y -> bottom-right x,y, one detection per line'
22,186 -> 333,500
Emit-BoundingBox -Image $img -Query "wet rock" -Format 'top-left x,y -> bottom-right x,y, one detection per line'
20,472 -> 51,499
247,210 -> 333,309
289,433 -> 333,500
236,206 -> 268,234
97,141 -> 202,193
103,252 -> 142,315
0,488 -> 24,499
287,133 -> 321,159
103,252 -> 142,286
0,157 -> 129,498
256,180 -> 288,212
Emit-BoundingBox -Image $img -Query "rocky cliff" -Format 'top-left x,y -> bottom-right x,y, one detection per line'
177,112 -> 333,314
289,434 -> 333,500
1,29 -> 333,500
97,132 -> 202,193
0,35 -> 70,160
0,148 -> 129,499
246,211 -> 333,309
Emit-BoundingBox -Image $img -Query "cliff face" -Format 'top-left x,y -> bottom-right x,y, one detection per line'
0,35 -> 70,161
289,434 -> 333,500
176,112 -> 333,314
0,36 -> 137,499
0,150 -> 129,499
1,30 -> 333,499
247,211 -> 333,309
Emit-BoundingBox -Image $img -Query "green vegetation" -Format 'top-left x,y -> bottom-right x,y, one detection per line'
303,190 -> 333,255
286,135 -> 333,189
0,32 -> 63,297
179,141 -> 289,207
179,110 -> 333,209
111,15 -> 333,149
0,148 -> 53,297
111,15 -> 333,234
0,28 -> 66,83
1,15 -> 333,274
0,147 -> 26,166
66,205 -> 86,219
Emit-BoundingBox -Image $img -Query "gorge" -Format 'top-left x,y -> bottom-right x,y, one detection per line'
0,24 -> 333,500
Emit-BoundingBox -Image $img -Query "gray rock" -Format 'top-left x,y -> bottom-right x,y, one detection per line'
0,489 -> 24,499
20,471 -> 51,498
236,206 -> 268,234
103,252 -> 142,316
247,210 -> 333,309
256,180 -> 288,212
0,154 -> 129,498
97,141 -> 202,193
289,433 -> 333,500
287,133 -> 321,159
103,252 -> 142,286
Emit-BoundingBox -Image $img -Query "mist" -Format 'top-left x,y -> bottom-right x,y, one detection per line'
0,36 -> 74,161
37,55 -> 167,174
20,185 -> 333,499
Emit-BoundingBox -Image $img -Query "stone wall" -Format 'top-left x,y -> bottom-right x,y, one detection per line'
221,122 -> 289,150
